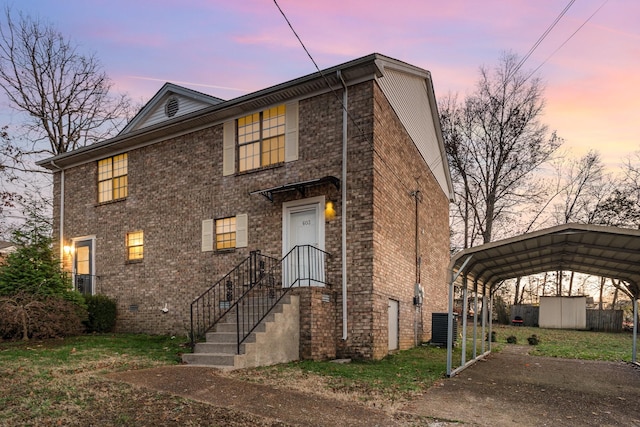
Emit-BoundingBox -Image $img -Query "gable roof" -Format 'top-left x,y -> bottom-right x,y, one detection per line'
36,54 -> 453,197
374,59 -> 453,199
119,83 -> 225,135
450,223 -> 640,295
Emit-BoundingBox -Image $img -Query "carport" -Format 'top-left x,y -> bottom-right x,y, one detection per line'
446,223 -> 640,377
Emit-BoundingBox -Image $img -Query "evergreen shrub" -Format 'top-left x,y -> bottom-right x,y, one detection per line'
83,294 -> 117,333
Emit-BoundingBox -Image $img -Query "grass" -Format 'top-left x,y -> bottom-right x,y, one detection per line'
0,334 -> 224,426
267,345 -> 446,396
294,345 -> 447,392
489,325 -> 636,361
227,345 -> 451,411
0,327 -> 636,424
0,333 -> 183,367
232,325 -> 637,409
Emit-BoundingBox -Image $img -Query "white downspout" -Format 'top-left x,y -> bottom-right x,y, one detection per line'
338,70 -> 348,340
50,161 -> 64,262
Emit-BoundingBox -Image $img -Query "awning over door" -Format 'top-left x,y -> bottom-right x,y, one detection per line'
249,176 -> 340,202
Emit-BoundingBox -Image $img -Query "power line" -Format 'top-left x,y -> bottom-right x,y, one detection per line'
525,0 -> 610,81
272,0 -> 415,193
272,0 -> 363,138
510,0 -> 576,79
272,0 -> 324,84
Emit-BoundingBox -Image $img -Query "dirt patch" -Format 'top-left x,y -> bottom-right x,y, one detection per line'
106,346 -> 640,426
107,367 -> 423,426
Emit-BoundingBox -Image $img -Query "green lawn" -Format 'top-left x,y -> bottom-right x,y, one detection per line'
0,327 -> 635,424
0,334 -> 190,425
489,324 -> 636,361
233,325 -> 637,407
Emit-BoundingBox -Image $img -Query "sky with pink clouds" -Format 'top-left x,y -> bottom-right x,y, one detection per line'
4,0 -> 639,171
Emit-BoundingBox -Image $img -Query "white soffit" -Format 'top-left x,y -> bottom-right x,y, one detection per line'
376,66 -> 450,196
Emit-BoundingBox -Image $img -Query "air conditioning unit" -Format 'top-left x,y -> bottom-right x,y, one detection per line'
431,312 -> 457,346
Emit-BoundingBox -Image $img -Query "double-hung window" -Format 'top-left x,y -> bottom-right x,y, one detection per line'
215,217 -> 236,250
201,215 -> 248,252
98,154 -> 128,202
238,105 -> 286,172
126,231 -> 144,261
223,102 -> 298,176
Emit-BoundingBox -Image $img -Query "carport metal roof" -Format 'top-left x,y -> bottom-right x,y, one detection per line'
446,223 -> 640,376
450,223 -> 640,295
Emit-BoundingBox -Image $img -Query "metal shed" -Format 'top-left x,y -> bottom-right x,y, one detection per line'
447,223 -> 640,377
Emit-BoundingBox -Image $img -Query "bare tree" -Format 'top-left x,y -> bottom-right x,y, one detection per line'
589,150 -> 640,229
0,8 -> 131,157
542,151 -> 608,294
0,126 -> 23,216
0,8 -> 136,227
591,189 -> 640,228
552,151 -> 603,223
440,94 -> 475,250
622,151 -> 640,200
441,52 -> 561,249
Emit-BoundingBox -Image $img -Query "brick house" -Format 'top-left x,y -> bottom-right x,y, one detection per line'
38,53 -> 453,366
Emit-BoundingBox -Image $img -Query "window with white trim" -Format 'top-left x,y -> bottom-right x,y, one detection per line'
223,102 -> 298,176
216,217 -> 236,250
201,214 -> 248,252
238,105 -> 285,172
98,153 -> 128,203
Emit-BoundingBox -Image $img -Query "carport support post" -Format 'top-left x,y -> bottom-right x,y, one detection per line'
447,255 -> 473,377
446,273 -> 455,376
489,291 -> 494,352
473,280 -> 478,359
633,297 -> 638,363
461,276 -> 468,366
481,285 -> 487,354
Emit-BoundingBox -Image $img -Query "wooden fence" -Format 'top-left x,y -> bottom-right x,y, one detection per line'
509,305 -> 623,332
586,309 -> 623,332
510,304 -> 539,327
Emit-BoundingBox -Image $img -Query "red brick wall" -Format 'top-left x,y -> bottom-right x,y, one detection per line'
55,80 -> 449,360
369,83 -> 450,357
295,287 -> 338,360
58,90 -> 346,336
333,81 -> 450,360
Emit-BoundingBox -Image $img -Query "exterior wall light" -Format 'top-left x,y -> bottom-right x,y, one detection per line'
63,244 -> 74,255
325,201 -> 336,220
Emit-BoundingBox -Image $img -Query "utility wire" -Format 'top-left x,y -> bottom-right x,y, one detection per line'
525,0 -> 609,81
272,0 -> 326,88
273,0 -> 360,137
273,0 -> 415,193
510,0 -> 576,79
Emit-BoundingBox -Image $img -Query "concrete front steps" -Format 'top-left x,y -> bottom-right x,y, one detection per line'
182,294 -> 300,370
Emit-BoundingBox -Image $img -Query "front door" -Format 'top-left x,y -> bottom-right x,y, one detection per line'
283,197 -> 325,287
74,239 -> 94,295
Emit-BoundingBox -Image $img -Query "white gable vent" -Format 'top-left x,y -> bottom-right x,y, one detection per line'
165,96 -> 179,117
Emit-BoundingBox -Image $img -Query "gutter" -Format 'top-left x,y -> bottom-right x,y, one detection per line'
49,160 -> 64,263
338,69 -> 348,341
36,54 -> 389,172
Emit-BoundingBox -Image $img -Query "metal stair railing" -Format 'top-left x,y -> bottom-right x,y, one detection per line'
190,250 -> 278,348
234,245 -> 331,354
